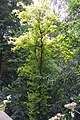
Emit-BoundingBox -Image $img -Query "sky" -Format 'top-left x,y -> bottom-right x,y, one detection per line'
50,0 -> 68,21
33,0 -> 68,21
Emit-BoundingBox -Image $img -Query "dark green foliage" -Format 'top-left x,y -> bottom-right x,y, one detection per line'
5,77 -> 29,120
74,104 -> 80,120
68,0 -> 80,19
0,0 -> 32,119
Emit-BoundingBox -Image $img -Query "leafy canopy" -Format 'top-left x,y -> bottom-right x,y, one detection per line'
9,0 -> 78,119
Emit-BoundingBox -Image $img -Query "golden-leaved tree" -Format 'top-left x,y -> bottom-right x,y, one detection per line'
10,0 -> 75,119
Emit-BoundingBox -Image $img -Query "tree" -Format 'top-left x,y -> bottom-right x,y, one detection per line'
0,0 -> 21,88
0,0 -> 32,86
0,0 -> 32,119
11,1 -> 60,119
10,0 -> 78,119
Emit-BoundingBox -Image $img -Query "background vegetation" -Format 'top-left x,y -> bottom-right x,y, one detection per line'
0,0 -> 80,120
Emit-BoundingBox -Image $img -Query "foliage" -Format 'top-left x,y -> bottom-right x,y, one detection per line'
0,0 -> 80,120
0,0 -> 32,119
11,1 -> 59,120
68,0 -> 80,19
0,104 -> 5,111
9,0 -> 80,119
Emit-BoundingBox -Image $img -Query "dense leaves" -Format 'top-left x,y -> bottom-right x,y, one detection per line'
0,0 -> 80,120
